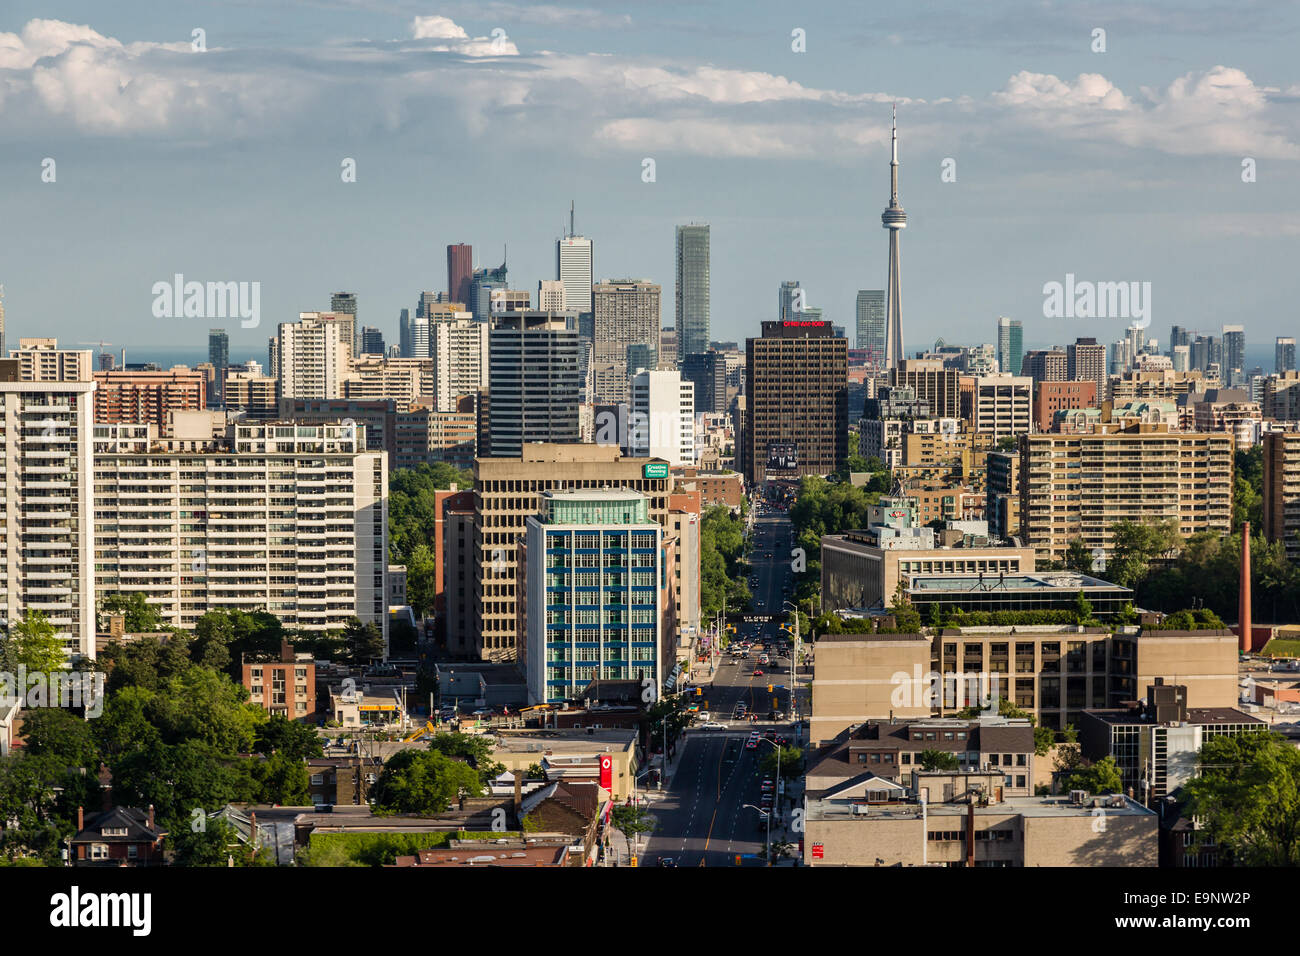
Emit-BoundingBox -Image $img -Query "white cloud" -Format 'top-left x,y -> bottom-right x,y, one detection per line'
410,16 -> 469,41
409,15 -> 518,56
992,66 -> 1300,159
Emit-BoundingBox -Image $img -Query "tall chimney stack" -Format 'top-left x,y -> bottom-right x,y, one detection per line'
1239,521 -> 1252,653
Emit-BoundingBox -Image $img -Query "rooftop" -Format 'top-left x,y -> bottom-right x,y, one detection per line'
909,572 -> 1126,592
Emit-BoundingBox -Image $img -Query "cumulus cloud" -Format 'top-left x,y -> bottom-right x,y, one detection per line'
992,65 -> 1300,158
2,15 -> 1296,166
409,15 -> 518,55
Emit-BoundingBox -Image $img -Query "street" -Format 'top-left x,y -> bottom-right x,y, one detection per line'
640,501 -> 802,867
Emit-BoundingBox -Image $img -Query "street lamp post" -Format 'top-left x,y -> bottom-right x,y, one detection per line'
756,735 -> 783,864
782,601 -> 802,724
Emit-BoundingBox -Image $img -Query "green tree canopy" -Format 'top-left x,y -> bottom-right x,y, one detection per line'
370,749 -> 483,815
1182,731 -> 1300,866
918,749 -> 959,771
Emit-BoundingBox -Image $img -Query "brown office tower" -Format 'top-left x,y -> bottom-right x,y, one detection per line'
447,243 -> 474,305
743,319 -> 847,486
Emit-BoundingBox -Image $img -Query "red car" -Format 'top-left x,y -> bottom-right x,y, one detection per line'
752,669 -> 764,677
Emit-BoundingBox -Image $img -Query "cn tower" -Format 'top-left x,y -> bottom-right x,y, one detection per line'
881,103 -> 907,370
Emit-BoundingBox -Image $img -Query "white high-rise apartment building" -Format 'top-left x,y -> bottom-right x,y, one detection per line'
93,420 -> 388,646
628,368 -> 695,466
537,280 -> 566,312
429,313 -> 489,411
278,313 -> 352,399
0,374 -> 96,660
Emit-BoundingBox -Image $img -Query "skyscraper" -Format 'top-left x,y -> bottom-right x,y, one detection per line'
1277,336 -> 1296,374
681,351 -> 726,415
2,348 -> 95,659
1067,337 -> 1107,399
856,290 -> 885,367
592,279 -> 661,404
1223,325 -> 1246,381
0,284 -> 6,358
447,243 -> 473,306
537,279 -> 566,311
675,223 -> 710,361
469,261 -> 508,322
744,320 -> 848,485
778,281 -> 802,322
361,327 -> 385,356
557,202 -> 593,318
996,317 -> 1023,377
881,104 -> 907,370
330,292 -> 358,356
486,312 -> 582,457
208,329 -> 229,408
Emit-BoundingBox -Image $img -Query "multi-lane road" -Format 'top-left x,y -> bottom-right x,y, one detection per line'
640,502 -> 801,867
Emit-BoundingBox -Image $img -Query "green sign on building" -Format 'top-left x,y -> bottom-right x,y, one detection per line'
643,462 -> 669,479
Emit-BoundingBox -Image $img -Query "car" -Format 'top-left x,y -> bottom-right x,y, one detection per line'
699,721 -> 727,730
745,739 -> 758,750
762,730 -> 777,741
759,782 -> 775,793
752,669 -> 764,676
695,711 -> 711,722
774,735 -> 789,746
657,857 -> 677,867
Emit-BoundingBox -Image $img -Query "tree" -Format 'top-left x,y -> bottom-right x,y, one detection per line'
1072,590 -> 1096,626
98,593 -> 166,634
388,462 -> 472,616
100,636 -> 193,694
1234,446 -> 1264,532
254,714 -> 323,761
20,709 -> 100,769
5,611 -> 66,673
1106,518 -> 1181,590
250,752 -> 310,805
426,732 -> 504,786
342,618 -> 385,665
610,804 -> 655,839
1056,755 -> 1122,795
1063,539 -> 1094,575
1182,731 -> 1300,866
370,749 -> 483,815
759,745 -> 803,781
918,749 -> 959,772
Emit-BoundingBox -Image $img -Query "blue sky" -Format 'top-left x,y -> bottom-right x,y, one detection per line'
2,0 -> 1299,360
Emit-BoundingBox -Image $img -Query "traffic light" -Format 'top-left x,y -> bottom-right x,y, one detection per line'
767,684 -> 773,693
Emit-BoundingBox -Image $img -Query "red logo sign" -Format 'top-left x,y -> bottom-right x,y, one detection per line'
811,843 -> 824,859
599,754 -> 613,791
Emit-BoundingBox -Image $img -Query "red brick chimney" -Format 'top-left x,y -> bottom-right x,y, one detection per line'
147,804 -> 155,829
1239,521 -> 1252,653
77,806 -> 83,832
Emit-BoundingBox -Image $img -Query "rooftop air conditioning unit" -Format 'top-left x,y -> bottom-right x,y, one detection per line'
1069,789 -> 1087,806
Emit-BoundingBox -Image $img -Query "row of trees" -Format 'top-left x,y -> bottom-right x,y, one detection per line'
788,463 -> 889,606
701,504 -> 750,620
388,462 -> 473,616
1058,516 -> 1300,623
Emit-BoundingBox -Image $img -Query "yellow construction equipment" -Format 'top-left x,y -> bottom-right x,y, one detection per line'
401,720 -> 436,743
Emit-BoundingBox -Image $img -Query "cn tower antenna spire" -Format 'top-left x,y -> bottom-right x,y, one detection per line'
882,102 -> 907,370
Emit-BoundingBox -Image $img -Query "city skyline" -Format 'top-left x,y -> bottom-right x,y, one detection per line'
3,4 -> 1300,355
